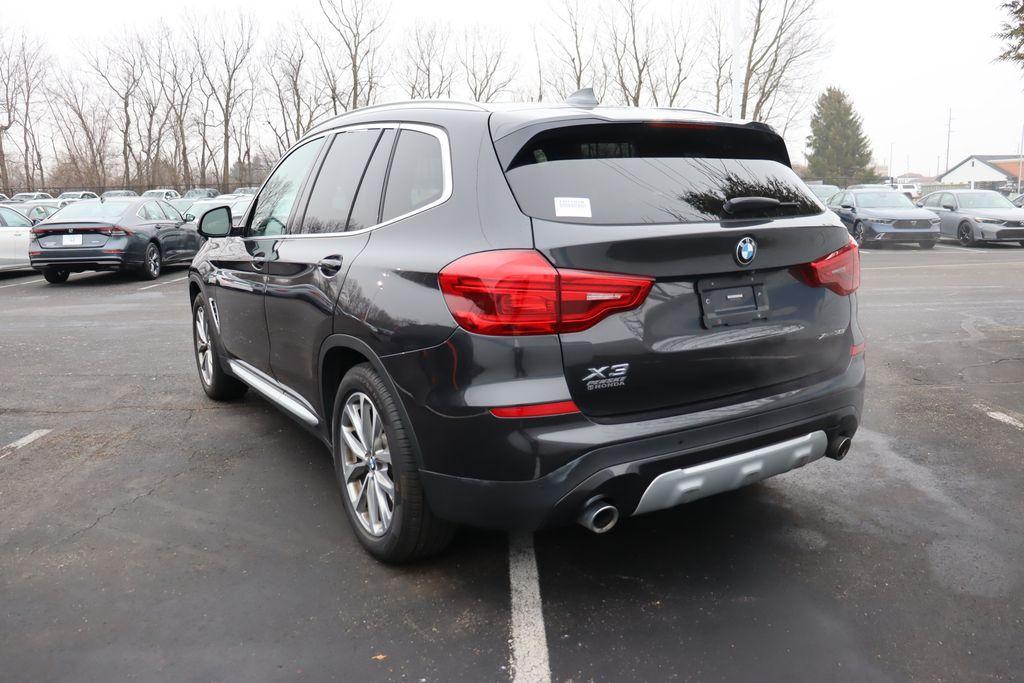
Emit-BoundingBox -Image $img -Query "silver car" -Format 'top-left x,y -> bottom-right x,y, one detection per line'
919,189 -> 1024,247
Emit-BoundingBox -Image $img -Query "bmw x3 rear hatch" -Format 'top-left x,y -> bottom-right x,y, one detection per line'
491,118 -> 858,418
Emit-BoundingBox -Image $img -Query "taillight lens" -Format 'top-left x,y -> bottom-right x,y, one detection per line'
105,227 -> 131,237
791,237 -> 860,296
438,250 -> 653,335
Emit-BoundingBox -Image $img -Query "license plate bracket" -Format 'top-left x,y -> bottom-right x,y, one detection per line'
62,234 -> 83,246
697,276 -> 770,328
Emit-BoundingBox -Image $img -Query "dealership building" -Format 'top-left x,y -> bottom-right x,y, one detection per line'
937,154 -> 1023,191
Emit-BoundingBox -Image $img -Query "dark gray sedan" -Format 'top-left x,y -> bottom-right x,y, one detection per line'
828,189 -> 940,248
29,198 -> 201,283
919,189 -> 1024,246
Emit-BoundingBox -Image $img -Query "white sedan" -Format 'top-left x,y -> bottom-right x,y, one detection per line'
0,206 -> 34,272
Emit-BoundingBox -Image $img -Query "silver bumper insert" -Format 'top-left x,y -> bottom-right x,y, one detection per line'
632,430 -> 828,515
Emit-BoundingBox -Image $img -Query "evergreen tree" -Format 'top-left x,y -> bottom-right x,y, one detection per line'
805,87 -> 876,184
996,1 -> 1024,71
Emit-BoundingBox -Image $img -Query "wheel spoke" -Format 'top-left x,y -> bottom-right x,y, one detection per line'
375,445 -> 391,464
344,461 -> 368,484
341,425 -> 367,459
375,470 -> 395,499
345,402 -> 365,446
366,476 -> 381,528
361,399 -> 376,455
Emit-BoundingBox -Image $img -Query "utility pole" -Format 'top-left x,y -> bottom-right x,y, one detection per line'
944,109 -> 953,175
1017,121 -> 1023,195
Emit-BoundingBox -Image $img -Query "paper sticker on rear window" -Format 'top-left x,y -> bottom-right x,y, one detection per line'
554,197 -> 592,218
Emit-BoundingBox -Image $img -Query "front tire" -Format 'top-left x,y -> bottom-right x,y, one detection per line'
333,364 -> 454,563
139,242 -> 162,280
958,222 -> 976,246
43,269 -> 70,284
192,295 -> 247,400
852,222 -> 865,245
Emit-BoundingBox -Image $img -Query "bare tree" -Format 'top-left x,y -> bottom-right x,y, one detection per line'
703,6 -> 733,115
195,12 -> 257,192
0,29 -> 27,194
606,0 -> 657,106
401,23 -> 455,99
647,12 -> 697,107
85,35 -> 144,185
159,22 -> 200,188
16,35 -> 49,190
47,73 -> 113,188
736,0 -> 823,122
458,27 -> 516,102
318,0 -> 388,110
546,0 -> 603,99
133,35 -> 172,187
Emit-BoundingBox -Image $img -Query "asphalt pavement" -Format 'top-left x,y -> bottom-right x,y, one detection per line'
1,242 -> 1023,681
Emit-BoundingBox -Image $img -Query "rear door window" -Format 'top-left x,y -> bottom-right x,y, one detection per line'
0,207 -> 31,227
495,122 -> 820,225
301,129 -> 381,234
347,129 -> 397,231
381,129 -> 445,223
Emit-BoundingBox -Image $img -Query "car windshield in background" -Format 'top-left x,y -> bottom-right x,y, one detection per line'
808,185 -> 840,201
956,192 -> 1014,209
497,122 -> 820,224
856,192 -> 914,208
45,200 -> 128,221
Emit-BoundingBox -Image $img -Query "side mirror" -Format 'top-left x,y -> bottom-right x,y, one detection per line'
197,206 -> 232,238
840,203 -> 854,210
942,203 -> 956,211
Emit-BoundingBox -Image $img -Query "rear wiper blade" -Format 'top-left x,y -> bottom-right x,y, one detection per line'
722,196 -> 799,215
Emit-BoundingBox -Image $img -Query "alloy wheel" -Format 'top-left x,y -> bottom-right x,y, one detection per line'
958,224 -> 973,246
852,223 -> 865,245
147,245 -> 161,276
194,305 -> 213,386
339,392 -> 396,537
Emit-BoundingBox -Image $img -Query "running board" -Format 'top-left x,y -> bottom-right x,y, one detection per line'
227,360 -> 320,427
632,431 -> 828,515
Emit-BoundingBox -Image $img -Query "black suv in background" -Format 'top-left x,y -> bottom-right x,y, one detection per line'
188,98 -> 865,562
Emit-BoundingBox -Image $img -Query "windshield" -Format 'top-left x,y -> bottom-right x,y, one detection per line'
956,192 -> 1014,209
142,190 -> 164,197
497,122 -> 819,225
855,192 -> 914,208
808,185 -> 839,200
45,200 -> 129,221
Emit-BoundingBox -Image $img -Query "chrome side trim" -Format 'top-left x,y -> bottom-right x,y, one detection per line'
227,359 -> 320,427
632,431 -> 828,516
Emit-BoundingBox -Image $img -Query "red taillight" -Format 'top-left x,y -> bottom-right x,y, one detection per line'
490,400 -> 580,418
438,250 -> 653,336
850,342 -> 865,356
791,237 -> 860,296
105,227 -> 131,237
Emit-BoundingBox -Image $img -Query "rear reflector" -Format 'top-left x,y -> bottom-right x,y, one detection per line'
850,342 -> 865,356
490,400 -> 580,418
438,250 -> 653,335
791,236 -> 860,296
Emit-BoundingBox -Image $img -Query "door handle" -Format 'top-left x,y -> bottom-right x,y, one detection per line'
251,253 -> 267,270
318,255 -> 343,276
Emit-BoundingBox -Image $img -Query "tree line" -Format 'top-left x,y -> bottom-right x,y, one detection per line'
0,0 -> 825,195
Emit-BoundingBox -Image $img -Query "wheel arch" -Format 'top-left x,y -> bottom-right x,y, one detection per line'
318,335 -> 426,467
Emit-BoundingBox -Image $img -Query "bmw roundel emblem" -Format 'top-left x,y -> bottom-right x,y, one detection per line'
735,237 -> 757,266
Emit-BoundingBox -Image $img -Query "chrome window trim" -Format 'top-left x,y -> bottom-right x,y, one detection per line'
242,122 -> 453,241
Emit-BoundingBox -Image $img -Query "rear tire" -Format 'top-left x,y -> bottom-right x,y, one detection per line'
192,294 -> 247,400
957,222 -> 976,246
43,269 -> 70,284
139,242 -> 162,280
918,241 -> 936,249
333,363 -> 455,563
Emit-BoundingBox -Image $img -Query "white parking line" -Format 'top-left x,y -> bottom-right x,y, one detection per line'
975,404 -> 1024,431
508,532 -> 551,683
0,429 -> 52,461
0,278 -> 44,289
863,260 -> 1024,271
139,275 -> 189,291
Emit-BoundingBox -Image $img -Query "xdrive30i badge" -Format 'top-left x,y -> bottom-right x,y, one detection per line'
735,237 -> 757,265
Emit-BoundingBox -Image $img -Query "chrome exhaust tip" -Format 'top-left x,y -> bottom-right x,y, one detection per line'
578,499 -> 619,534
827,436 -> 852,461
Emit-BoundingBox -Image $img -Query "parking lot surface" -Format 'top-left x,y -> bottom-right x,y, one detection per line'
2,243 -> 1023,681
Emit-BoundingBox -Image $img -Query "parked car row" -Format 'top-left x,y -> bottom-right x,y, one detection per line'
810,184 -> 1024,249
0,191 -> 254,280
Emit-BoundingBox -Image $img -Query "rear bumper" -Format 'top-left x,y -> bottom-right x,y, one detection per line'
31,250 -> 129,272
415,357 -> 864,530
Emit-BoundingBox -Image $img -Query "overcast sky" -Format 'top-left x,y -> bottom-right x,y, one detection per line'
6,0 -> 1023,176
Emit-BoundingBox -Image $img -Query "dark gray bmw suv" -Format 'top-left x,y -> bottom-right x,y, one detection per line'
188,98 -> 865,562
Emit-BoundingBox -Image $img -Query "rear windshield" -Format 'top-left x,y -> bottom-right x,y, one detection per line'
496,122 -> 820,225
46,201 -> 129,221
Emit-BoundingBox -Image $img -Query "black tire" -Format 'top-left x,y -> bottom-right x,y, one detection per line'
852,222 -> 865,246
918,241 -> 936,249
43,269 -> 70,284
191,294 -> 247,400
139,242 -> 162,280
332,363 -> 454,563
957,222 -> 976,246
